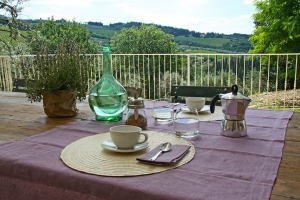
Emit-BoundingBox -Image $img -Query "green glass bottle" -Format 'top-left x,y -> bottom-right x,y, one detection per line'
88,44 -> 128,122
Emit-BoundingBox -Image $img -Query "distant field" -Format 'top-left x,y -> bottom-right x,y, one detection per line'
184,49 -> 219,54
175,36 -> 230,48
88,26 -> 119,37
0,26 -> 28,46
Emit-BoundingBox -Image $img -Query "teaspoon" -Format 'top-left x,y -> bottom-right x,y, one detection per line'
163,103 -> 179,108
149,142 -> 172,161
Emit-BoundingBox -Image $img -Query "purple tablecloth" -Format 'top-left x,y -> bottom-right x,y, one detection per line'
0,102 -> 293,200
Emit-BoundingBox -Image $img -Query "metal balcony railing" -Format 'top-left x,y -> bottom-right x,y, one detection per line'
1,53 -> 299,110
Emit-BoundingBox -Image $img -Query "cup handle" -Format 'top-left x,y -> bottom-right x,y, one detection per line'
137,132 -> 148,144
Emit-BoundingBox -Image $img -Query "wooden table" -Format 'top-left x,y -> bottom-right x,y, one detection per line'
0,91 -> 299,199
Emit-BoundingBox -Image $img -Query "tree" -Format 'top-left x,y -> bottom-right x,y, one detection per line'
110,24 -> 179,54
249,0 -> 300,53
249,0 -> 300,90
110,25 -> 181,99
28,17 -> 99,54
0,0 -> 29,55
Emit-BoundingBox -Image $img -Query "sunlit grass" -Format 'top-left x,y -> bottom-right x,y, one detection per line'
0,25 -> 28,46
88,27 -> 119,37
184,49 -> 218,54
175,36 -> 230,48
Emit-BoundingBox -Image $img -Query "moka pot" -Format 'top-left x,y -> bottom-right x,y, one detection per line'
210,85 -> 251,138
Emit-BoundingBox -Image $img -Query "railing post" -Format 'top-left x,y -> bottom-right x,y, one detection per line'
187,54 -> 190,86
0,56 -> 13,92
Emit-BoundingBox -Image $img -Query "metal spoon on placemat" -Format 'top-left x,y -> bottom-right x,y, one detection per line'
149,142 -> 172,161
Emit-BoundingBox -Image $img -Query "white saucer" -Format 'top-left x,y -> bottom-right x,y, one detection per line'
101,140 -> 149,153
181,106 -> 210,112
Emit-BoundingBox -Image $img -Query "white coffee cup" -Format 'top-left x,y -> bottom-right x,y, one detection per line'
186,97 -> 205,111
109,125 -> 148,149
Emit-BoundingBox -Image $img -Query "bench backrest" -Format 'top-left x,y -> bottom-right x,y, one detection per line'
12,78 -> 26,92
170,85 -> 231,105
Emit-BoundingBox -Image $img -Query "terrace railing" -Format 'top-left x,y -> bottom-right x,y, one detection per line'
1,53 -> 299,110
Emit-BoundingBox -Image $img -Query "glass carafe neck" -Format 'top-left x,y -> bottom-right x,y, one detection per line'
102,44 -> 112,74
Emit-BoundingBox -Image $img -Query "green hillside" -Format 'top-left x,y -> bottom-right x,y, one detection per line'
175,36 -> 230,48
1,20 -> 253,54
86,22 -> 252,53
88,25 -> 119,37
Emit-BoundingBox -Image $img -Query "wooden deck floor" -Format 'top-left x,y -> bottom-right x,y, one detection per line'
0,91 -> 299,199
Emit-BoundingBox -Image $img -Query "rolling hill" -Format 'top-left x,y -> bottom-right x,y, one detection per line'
1,18 -> 253,54
87,22 -> 252,53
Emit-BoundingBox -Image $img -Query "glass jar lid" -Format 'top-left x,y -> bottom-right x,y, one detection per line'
127,97 -> 144,109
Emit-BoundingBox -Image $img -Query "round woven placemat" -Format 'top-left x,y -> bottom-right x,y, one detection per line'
60,131 -> 195,177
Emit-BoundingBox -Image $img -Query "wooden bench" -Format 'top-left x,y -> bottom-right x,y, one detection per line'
12,78 -> 36,93
170,85 -> 231,105
12,78 -> 27,92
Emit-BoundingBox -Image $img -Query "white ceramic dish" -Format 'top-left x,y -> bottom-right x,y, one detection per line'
186,97 -> 205,111
181,105 -> 210,112
101,140 -> 149,153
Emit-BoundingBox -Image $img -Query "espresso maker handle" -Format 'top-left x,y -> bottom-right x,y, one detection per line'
210,94 -> 220,113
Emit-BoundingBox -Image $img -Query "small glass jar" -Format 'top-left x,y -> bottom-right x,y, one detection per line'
125,96 -> 147,130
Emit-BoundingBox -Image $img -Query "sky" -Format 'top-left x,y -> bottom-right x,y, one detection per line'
19,0 -> 256,34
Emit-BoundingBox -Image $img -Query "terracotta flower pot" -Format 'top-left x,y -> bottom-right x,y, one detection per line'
42,90 -> 78,117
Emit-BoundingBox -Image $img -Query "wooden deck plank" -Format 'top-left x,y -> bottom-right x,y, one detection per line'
271,111 -> 300,199
272,177 -> 300,199
270,194 -> 299,200
284,112 -> 300,142
0,91 -> 94,145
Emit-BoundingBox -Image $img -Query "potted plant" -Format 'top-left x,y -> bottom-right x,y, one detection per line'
21,40 -> 90,117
